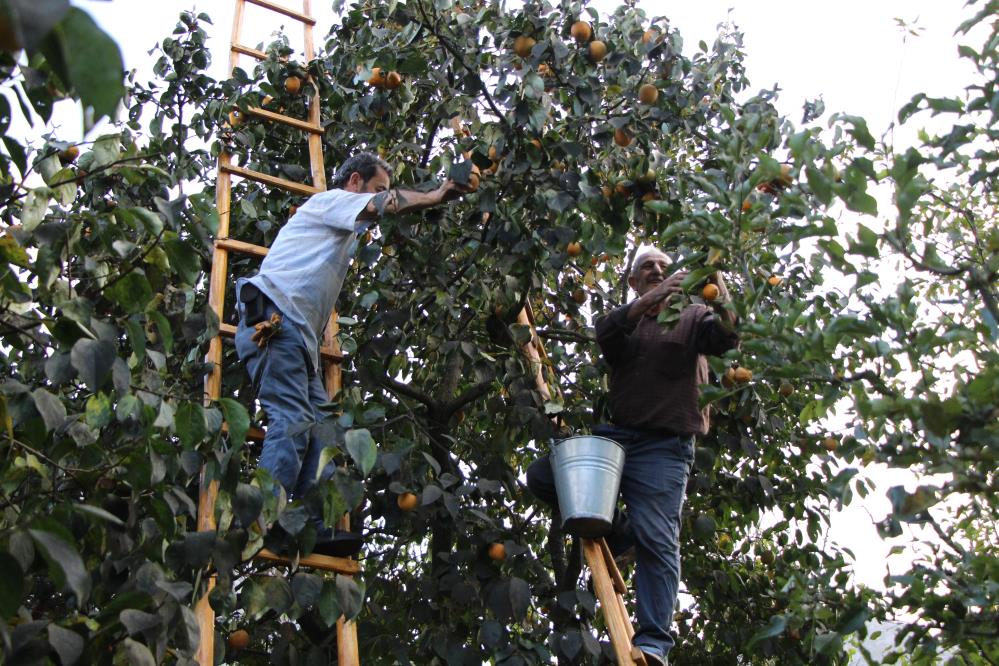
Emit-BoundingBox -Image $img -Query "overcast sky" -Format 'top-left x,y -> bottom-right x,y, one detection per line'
54,0 -> 977,592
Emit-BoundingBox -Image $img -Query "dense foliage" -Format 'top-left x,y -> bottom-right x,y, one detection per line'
0,0 -> 995,664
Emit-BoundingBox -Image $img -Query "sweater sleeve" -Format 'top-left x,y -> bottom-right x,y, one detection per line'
694,307 -> 740,357
595,303 -> 638,365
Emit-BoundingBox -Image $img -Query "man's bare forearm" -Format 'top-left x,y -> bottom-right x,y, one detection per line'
361,188 -> 443,219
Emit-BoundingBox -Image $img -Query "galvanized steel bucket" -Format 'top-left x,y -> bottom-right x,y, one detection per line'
551,435 -> 626,537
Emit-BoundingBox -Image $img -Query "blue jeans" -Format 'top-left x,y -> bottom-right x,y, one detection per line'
526,424 -> 694,661
234,297 -> 335,499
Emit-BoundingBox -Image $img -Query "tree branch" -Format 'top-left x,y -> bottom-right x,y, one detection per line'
381,376 -> 435,410
441,379 -> 494,418
537,327 -> 596,345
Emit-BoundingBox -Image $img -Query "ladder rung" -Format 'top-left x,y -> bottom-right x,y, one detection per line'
217,323 -> 345,363
216,237 -> 268,258
231,43 -> 268,61
256,548 -> 360,574
245,0 -> 316,25
222,164 -> 321,196
245,106 -> 323,134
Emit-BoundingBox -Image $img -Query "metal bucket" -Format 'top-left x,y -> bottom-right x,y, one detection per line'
551,435 -> 626,537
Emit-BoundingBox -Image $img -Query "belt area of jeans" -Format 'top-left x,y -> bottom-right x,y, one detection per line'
643,429 -> 693,441
606,424 -> 694,441
239,282 -> 274,326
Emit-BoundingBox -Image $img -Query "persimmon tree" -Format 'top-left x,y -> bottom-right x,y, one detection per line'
0,0 -> 996,665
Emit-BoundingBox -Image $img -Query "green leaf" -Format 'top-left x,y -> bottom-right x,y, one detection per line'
49,167 -> 76,205
152,399 -> 174,429
509,577 -> 530,620
147,311 -> 173,355
814,631 -> 842,654
70,338 -> 115,391
37,154 -> 62,182
29,528 -> 91,603
120,609 -> 161,636
233,483 -> 263,528
316,443 -> 340,483
805,164 -> 832,205
0,553 -> 24,618
244,577 -> 292,619
219,398 -> 249,448
844,191 -> 878,215
291,573 -> 323,610
72,503 -> 124,527
175,401 -> 206,449
840,114 -> 876,150
317,580 -> 340,627
127,207 -> 163,235
53,9 -> 125,125
47,624 -> 84,666
84,391 -> 112,428
31,388 -> 66,432
787,130 -> 809,158
748,614 -> 786,646
838,605 -> 869,634
692,514 -> 716,540
21,187 -> 51,232
898,93 -> 927,123
345,428 -> 377,477
335,574 -> 364,620
9,0 -> 71,53
921,398 -> 961,437
925,97 -> 963,115
752,154 -> 781,186
117,638 -> 155,666
0,236 -> 29,268
888,485 -> 940,522
106,272 -> 153,314
162,235 -> 200,286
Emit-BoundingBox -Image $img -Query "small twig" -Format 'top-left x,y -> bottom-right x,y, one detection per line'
618,246 -> 639,303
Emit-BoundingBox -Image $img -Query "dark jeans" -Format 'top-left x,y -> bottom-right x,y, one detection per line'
526,424 -> 694,661
234,298 -> 337,499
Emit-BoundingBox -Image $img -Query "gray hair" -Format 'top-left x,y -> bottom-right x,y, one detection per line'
331,152 -> 393,189
630,249 -> 671,277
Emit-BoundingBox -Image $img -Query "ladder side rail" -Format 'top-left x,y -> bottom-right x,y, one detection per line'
196,128 -> 237,666
582,539 -> 643,665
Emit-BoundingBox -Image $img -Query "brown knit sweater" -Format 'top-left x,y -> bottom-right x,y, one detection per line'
595,303 -> 740,435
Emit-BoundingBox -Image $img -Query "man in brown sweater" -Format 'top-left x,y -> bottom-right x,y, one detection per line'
526,249 -> 738,665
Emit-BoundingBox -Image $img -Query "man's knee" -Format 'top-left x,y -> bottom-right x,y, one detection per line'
526,456 -> 558,505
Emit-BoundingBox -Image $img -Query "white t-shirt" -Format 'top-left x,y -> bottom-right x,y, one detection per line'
245,188 -> 375,371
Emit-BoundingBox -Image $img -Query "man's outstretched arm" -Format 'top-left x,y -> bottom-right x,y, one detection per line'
357,180 -> 468,221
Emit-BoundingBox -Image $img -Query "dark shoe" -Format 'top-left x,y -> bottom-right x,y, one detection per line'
310,530 -> 363,558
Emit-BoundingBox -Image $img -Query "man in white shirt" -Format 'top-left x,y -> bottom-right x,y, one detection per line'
234,152 -> 469,554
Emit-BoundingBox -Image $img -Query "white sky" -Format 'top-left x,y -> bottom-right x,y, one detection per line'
45,1 -> 976,592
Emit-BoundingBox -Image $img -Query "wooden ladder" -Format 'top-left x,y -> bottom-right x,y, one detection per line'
196,1 -> 361,663
517,306 -> 646,665
582,538 -> 647,665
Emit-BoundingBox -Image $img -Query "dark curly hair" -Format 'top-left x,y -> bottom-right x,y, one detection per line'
330,152 -> 393,189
